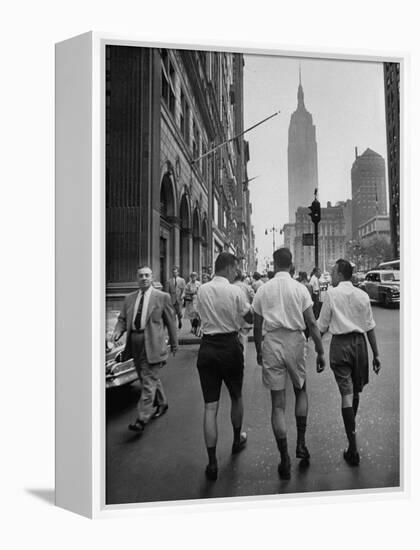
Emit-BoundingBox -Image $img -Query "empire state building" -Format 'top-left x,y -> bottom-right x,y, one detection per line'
287,71 -> 319,222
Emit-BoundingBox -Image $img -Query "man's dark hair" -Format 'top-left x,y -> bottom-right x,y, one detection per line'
267,270 -> 275,279
233,268 -> 243,282
273,247 -> 292,269
253,271 -> 261,280
215,252 -> 237,273
336,259 -> 353,280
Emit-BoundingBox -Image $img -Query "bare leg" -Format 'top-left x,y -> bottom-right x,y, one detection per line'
203,401 -> 219,449
271,389 -> 287,440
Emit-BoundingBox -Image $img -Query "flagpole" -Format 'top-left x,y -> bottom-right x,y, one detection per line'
190,110 -> 281,165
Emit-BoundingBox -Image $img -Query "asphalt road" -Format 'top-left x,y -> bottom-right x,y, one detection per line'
106,304 -> 400,505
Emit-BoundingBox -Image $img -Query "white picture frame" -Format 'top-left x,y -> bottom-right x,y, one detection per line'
55,31 -> 407,519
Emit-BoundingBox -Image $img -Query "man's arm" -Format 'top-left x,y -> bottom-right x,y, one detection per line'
303,306 -> 325,372
366,328 -> 381,374
253,312 -> 264,365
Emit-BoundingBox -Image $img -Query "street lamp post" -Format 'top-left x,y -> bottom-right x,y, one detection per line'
308,189 -> 321,268
265,225 -> 282,255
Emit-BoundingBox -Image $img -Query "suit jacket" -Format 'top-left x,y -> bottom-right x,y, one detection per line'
165,276 -> 186,306
114,288 -> 178,364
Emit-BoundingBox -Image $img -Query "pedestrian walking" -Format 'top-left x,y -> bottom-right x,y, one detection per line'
184,272 -> 201,335
113,266 -> 178,435
196,253 -> 253,481
253,248 -> 325,480
309,267 -> 322,318
318,259 -> 381,466
252,271 -> 264,293
165,266 -> 186,329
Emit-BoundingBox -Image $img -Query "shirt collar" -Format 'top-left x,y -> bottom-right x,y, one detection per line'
275,271 -> 291,279
212,275 -> 230,285
139,285 -> 153,296
338,281 -> 353,288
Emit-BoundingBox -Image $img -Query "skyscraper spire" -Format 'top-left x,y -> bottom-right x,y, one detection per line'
297,63 -> 305,108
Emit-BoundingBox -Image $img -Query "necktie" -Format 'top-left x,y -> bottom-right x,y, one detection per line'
134,291 -> 144,330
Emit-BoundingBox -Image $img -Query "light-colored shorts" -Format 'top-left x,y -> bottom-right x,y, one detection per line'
262,328 -> 307,391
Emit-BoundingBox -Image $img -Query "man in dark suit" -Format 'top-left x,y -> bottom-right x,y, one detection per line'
165,265 -> 186,329
113,266 -> 178,434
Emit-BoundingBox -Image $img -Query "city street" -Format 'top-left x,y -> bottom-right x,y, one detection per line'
106,304 -> 400,505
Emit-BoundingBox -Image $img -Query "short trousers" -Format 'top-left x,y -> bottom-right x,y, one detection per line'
197,333 -> 244,403
329,332 -> 369,396
261,328 -> 307,391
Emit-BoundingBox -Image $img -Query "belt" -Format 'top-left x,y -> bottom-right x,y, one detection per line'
202,331 -> 238,340
132,329 -> 145,334
333,331 -> 364,337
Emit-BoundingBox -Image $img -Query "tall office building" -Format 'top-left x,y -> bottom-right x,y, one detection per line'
384,62 -> 400,259
287,70 -> 319,222
351,147 -> 387,240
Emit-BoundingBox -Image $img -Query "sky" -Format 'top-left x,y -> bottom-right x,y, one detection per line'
243,55 -> 387,269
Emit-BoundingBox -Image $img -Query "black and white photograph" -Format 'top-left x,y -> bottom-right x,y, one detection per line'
104,44 -> 400,506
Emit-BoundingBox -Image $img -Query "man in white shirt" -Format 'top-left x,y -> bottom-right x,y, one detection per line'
253,248 -> 325,480
165,266 -> 186,329
113,266 -> 178,434
309,267 -> 321,318
318,259 -> 381,466
196,253 -> 253,481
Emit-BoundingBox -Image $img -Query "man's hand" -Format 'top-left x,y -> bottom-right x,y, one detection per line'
373,356 -> 381,374
316,353 -> 326,373
256,352 -> 263,366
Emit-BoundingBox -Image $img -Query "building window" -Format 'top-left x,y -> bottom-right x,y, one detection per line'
180,91 -> 190,144
192,120 -> 200,160
213,195 -> 219,226
161,50 -> 176,116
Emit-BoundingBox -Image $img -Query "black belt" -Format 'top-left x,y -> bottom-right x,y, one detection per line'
202,331 -> 238,340
132,329 -> 145,334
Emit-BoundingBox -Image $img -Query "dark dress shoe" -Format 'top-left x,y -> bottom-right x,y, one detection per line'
296,442 -> 311,460
128,419 -> 145,433
343,449 -> 360,466
205,463 -> 218,481
278,454 -> 291,480
232,432 -> 247,454
153,404 -> 169,418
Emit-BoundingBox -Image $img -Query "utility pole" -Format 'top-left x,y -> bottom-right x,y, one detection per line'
308,189 -> 321,268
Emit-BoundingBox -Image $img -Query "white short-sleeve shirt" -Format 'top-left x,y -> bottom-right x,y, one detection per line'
252,271 -> 313,332
197,276 -> 251,334
317,281 -> 376,335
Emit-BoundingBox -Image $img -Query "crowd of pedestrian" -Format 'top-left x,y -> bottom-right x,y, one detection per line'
112,248 -> 381,482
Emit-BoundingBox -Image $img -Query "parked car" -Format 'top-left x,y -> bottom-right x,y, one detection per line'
359,269 -> 400,306
319,272 -> 331,291
106,309 -> 138,389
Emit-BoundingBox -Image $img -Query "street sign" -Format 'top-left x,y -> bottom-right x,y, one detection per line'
302,233 -> 314,246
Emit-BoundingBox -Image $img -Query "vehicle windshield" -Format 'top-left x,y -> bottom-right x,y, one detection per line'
381,271 -> 400,282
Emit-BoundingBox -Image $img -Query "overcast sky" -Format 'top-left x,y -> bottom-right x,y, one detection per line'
243,54 -> 387,269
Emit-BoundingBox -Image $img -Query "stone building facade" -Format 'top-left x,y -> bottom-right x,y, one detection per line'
105,46 -> 253,312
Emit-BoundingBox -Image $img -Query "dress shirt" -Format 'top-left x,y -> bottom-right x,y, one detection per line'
132,286 -> 152,330
252,271 -> 313,332
309,275 -> 320,293
317,281 -> 376,335
197,275 -> 250,334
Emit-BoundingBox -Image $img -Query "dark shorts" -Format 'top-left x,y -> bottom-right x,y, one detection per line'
197,333 -> 244,403
330,333 -> 369,396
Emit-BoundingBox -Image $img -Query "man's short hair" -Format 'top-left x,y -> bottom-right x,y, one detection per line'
137,265 -> 152,273
273,247 -> 292,269
253,271 -> 261,280
336,259 -> 353,280
215,252 -> 237,273
267,270 -> 275,279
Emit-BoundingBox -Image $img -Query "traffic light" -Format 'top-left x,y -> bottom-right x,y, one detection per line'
308,199 -> 321,224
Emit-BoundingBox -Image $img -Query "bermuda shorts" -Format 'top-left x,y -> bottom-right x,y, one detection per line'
329,332 -> 369,396
262,328 -> 307,391
197,333 -> 244,403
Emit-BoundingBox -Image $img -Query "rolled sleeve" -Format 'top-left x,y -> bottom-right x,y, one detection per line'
252,293 -> 262,316
365,300 -> 376,331
236,290 -> 251,317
